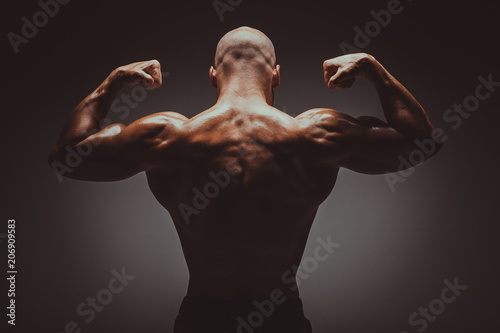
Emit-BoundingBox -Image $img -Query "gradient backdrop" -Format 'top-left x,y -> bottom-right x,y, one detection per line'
1,0 -> 499,332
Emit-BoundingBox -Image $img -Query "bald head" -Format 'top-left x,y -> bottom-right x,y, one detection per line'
210,27 -> 280,103
214,26 -> 277,76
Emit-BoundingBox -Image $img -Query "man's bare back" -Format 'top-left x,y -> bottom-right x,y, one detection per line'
49,26 -> 441,331
145,103 -> 340,300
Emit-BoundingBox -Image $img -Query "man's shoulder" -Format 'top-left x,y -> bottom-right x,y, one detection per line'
295,108 -> 351,133
295,108 -> 343,120
143,111 -> 189,124
124,111 -> 189,146
135,111 -> 188,132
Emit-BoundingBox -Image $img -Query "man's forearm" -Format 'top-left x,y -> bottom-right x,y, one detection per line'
365,56 -> 435,140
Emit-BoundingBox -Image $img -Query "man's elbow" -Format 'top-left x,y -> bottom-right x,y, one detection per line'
415,127 -> 445,160
398,130 -> 443,167
47,145 -> 61,166
430,140 -> 443,158
47,145 -> 73,180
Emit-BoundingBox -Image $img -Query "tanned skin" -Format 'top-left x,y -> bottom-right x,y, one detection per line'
49,26 -> 440,301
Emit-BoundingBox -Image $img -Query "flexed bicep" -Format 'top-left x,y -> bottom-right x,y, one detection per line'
335,115 -> 420,174
300,109 -> 425,175
48,60 -> 185,182
51,113 -> 183,182
318,53 -> 442,174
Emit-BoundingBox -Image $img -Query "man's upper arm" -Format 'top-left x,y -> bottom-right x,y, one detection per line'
54,112 -> 186,181
300,109 -> 421,174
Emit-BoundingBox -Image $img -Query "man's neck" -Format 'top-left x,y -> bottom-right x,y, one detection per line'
216,77 -> 272,107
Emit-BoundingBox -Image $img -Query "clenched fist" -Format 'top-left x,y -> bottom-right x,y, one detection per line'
323,53 -> 376,89
110,60 -> 162,90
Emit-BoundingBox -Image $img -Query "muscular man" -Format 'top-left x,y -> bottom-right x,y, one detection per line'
49,26 -> 441,332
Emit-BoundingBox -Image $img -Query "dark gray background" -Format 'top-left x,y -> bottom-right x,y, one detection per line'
1,0 -> 499,332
